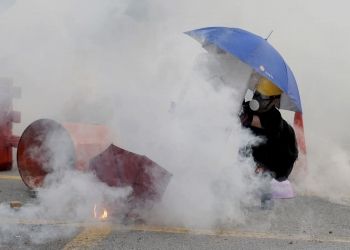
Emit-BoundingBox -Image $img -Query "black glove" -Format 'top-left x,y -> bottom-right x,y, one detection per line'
239,102 -> 253,127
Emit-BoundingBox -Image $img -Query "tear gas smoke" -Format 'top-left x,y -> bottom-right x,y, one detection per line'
0,171 -> 131,245
0,0 -> 349,245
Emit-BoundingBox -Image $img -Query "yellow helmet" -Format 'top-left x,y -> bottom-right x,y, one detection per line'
255,77 -> 282,96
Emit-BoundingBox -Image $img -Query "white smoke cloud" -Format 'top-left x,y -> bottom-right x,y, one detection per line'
0,0 -> 262,240
0,0 -> 349,245
0,170 -> 131,245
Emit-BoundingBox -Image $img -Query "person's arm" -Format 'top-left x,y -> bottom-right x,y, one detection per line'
239,102 -> 253,127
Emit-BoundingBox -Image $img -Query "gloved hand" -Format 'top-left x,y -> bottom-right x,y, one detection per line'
239,102 -> 253,127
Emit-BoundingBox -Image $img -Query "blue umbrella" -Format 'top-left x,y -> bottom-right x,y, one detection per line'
185,27 -> 302,113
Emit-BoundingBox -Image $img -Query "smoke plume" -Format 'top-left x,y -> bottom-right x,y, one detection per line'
0,0 -> 349,245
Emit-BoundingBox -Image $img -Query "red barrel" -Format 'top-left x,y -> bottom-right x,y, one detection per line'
89,144 -> 172,209
17,119 -> 111,189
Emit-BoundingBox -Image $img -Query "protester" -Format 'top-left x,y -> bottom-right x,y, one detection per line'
240,77 -> 298,208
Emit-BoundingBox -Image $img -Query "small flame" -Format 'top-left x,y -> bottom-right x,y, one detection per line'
101,209 -> 108,219
93,204 -> 108,220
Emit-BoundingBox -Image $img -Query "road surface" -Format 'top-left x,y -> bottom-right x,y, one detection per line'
1,168 -> 350,249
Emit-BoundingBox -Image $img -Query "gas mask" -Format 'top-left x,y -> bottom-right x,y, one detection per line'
249,91 -> 280,112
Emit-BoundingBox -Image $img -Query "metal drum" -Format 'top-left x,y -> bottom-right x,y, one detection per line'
17,119 -> 110,189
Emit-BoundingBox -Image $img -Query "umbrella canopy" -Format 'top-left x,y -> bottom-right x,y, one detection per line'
185,27 -> 302,113
89,144 -> 172,210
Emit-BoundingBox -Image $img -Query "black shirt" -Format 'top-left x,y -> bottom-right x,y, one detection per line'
240,102 -> 298,181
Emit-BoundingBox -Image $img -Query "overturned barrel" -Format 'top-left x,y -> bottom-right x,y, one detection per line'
89,144 -> 172,210
17,119 -> 110,189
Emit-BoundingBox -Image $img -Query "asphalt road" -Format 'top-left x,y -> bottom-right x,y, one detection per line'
1,167 -> 350,250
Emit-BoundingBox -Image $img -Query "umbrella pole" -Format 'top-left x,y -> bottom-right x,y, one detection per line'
264,30 -> 274,41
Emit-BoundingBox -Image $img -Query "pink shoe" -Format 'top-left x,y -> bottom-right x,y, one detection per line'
271,179 -> 295,199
